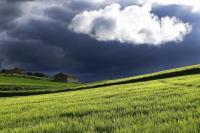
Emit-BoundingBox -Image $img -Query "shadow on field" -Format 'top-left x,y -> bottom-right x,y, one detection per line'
0,89 -> 67,97
1,68 -> 200,97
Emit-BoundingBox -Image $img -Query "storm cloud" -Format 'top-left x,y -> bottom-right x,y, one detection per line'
0,0 -> 200,81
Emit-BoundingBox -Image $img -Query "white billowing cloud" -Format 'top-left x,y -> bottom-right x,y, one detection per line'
68,4 -> 192,45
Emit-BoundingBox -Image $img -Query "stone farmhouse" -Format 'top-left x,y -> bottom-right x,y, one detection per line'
54,73 -> 79,83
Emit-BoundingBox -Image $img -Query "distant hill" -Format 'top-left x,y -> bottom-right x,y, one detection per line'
79,64 -> 200,89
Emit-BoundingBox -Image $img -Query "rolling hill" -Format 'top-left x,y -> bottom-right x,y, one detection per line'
0,65 -> 200,132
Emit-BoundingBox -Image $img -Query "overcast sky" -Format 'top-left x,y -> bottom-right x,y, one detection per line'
0,0 -> 200,81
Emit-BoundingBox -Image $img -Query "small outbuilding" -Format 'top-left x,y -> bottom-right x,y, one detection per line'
54,73 -> 79,83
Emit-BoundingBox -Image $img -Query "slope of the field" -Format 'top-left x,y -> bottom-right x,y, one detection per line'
80,64 -> 200,89
0,73 -> 200,132
0,74 -> 81,97
1,65 -> 200,97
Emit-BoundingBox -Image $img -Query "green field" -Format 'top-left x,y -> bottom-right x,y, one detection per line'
0,65 -> 200,132
0,74 -> 81,96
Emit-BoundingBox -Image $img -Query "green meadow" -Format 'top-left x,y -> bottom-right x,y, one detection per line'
0,65 -> 200,132
0,74 -> 81,96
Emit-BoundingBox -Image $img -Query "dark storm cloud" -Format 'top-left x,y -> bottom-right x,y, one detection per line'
0,1 -> 200,81
0,0 -> 35,30
44,7 -> 75,25
6,0 -> 34,1
0,1 -> 21,30
69,1 -> 95,11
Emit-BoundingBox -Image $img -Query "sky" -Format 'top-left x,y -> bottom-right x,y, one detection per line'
0,0 -> 200,81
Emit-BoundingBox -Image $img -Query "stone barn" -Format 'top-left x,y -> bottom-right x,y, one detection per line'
54,73 -> 79,83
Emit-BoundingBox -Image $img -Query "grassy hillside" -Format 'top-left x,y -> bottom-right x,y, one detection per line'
1,64 -> 200,97
80,64 -> 200,89
0,74 -> 81,97
0,65 -> 200,132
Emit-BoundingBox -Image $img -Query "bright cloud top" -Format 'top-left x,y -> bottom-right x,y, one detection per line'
68,4 -> 192,45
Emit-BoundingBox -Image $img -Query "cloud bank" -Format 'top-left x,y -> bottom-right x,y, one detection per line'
69,4 -> 192,45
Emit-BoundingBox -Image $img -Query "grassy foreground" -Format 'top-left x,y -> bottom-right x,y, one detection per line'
0,68 -> 200,132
